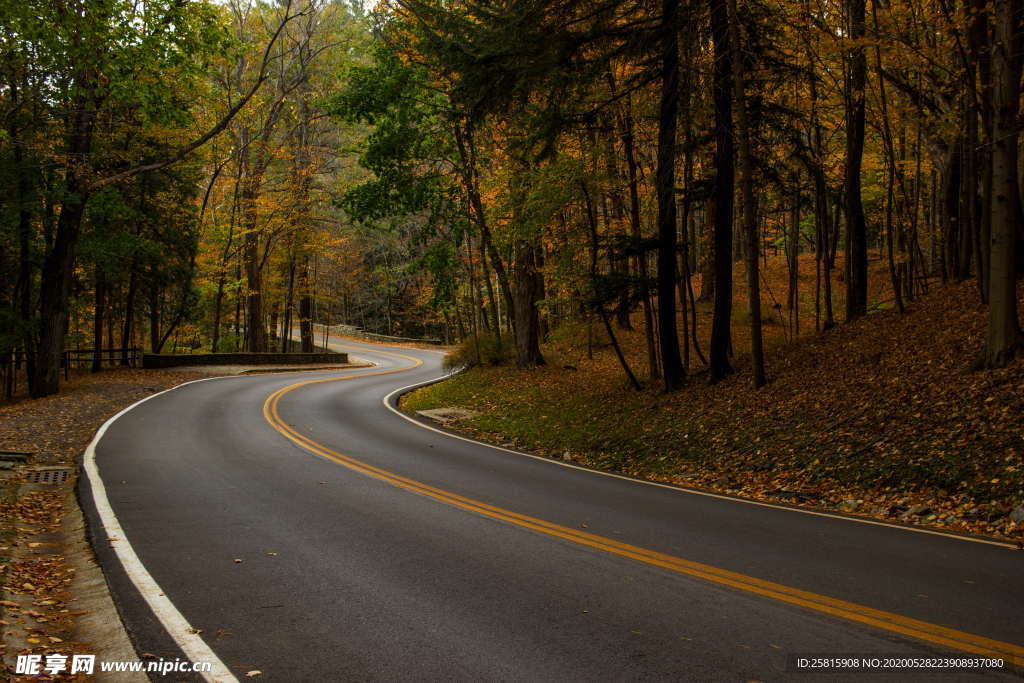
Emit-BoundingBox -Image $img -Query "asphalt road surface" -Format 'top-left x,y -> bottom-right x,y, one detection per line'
82,336 -> 1023,682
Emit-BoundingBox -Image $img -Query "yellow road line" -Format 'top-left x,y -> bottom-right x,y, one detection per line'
262,360 -> 1023,667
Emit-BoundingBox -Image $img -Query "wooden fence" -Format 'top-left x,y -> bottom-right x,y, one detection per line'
1,347 -> 141,400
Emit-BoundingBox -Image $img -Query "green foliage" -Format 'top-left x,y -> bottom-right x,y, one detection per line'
443,332 -> 514,369
0,0 -> 233,367
213,332 -> 242,353
330,44 -> 451,222
419,240 -> 459,311
328,37 -> 465,333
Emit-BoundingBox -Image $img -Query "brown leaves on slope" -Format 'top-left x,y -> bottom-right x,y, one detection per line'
405,279 -> 1024,540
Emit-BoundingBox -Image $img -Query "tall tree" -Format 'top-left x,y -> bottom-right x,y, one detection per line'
709,0 -> 735,381
655,0 -> 685,391
977,0 -> 1024,368
844,0 -> 869,321
727,0 -> 766,387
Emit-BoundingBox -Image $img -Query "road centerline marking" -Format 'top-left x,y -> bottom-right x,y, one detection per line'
263,361 -> 1023,668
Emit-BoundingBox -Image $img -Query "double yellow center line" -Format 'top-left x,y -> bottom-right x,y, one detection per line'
262,350 -> 1022,667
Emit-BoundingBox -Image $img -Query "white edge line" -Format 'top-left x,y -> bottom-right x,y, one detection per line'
379,374 -> 1018,550
84,375 -> 243,683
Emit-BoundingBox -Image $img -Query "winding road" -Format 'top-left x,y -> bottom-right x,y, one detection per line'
81,337 -> 1023,681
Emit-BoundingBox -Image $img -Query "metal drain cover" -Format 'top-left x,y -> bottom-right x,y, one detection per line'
24,468 -> 72,484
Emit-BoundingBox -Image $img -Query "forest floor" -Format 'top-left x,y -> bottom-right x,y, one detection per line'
404,257 -> 1024,542
0,368 -> 219,678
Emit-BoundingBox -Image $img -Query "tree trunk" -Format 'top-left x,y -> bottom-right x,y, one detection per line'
582,181 -> 641,390
32,195 -> 86,396
107,292 -> 116,351
269,301 -> 279,344
91,269 -> 105,373
12,134 -> 36,384
655,0 -> 685,391
728,0 -> 766,387
149,286 -> 161,353
242,204 -> 268,352
234,263 -> 242,349
802,0 -> 832,332
454,123 -> 515,343
121,264 -> 137,364
611,77 -> 660,380
299,255 -> 314,353
870,0 -> 906,314
709,0 -> 735,381
480,238 -> 500,337
601,135 -> 633,331
844,0 -> 869,321
977,0 -> 1024,368
941,146 -> 962,281
212,274 -> 225,353
824,191 -> 839,326
282,254 -> 297,352
971,0 -> 994,301
512,241 -> 545,368
788,176 -> 801,337
31,87 -> 96,396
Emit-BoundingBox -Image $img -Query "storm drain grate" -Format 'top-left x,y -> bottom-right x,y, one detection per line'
24,468 -> 72,484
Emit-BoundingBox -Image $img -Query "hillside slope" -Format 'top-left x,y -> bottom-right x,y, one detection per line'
404,280 -> 1024,540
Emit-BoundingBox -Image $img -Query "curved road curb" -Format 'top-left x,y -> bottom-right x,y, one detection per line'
82,377 -> 241,683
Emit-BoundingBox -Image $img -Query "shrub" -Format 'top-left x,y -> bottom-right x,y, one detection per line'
444,332 -> 514,369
